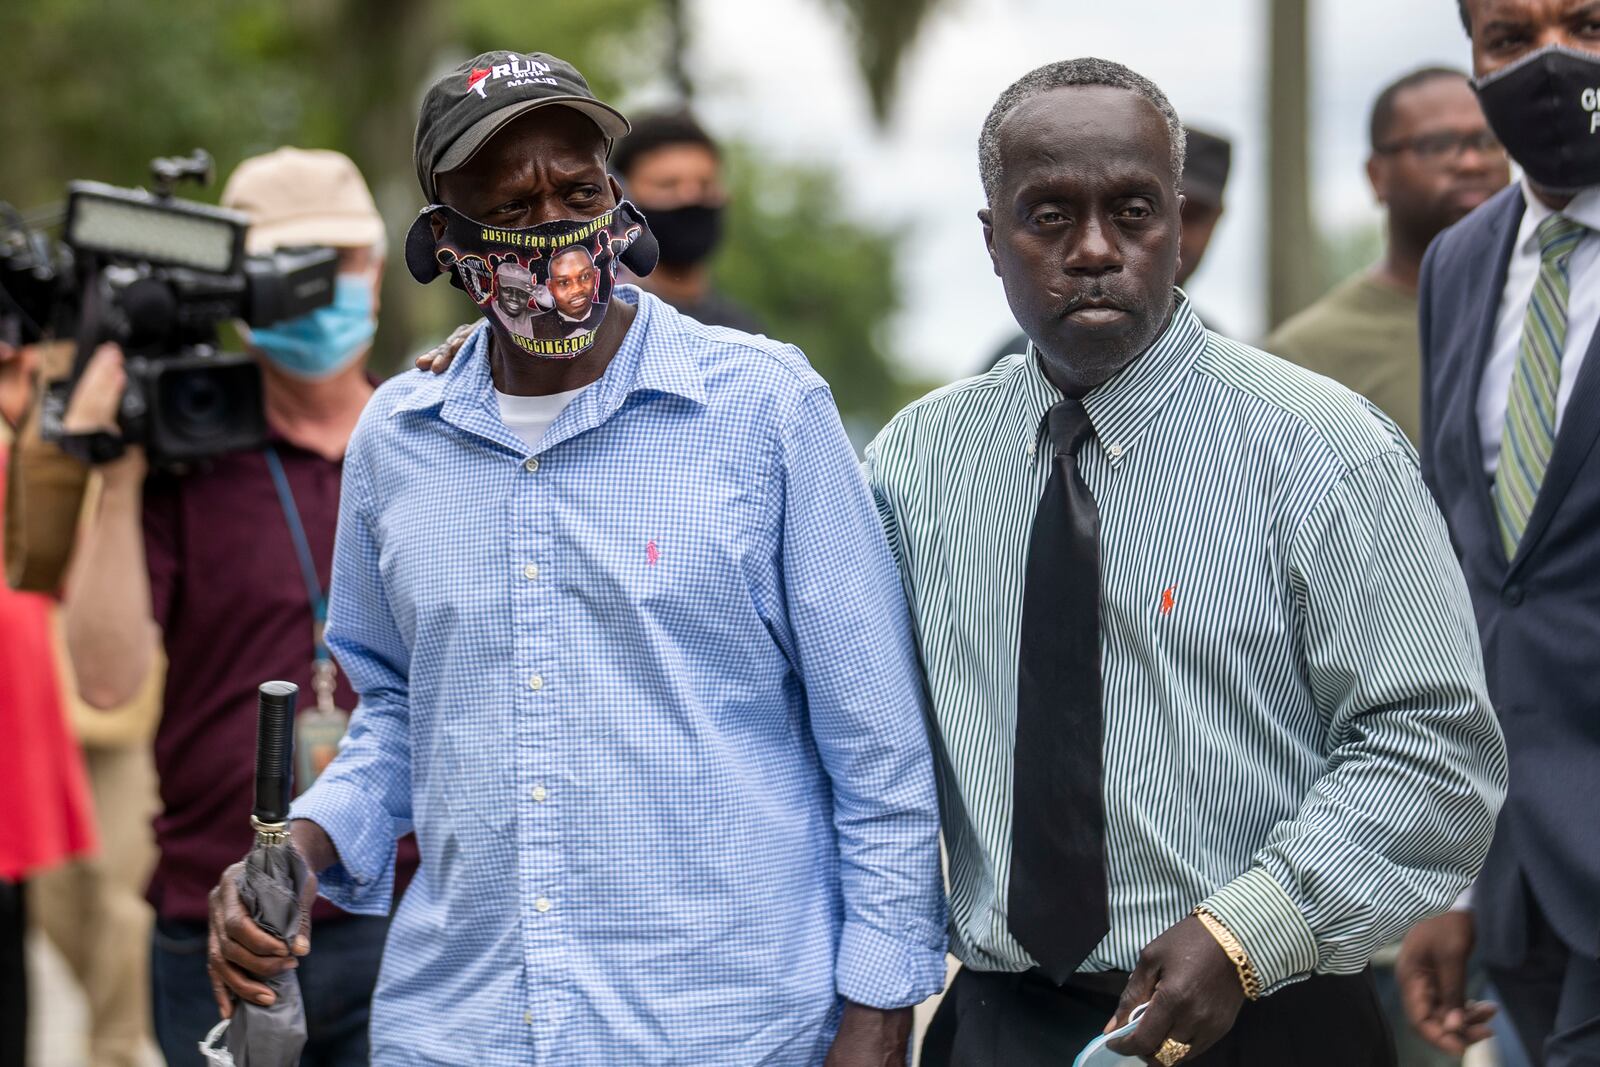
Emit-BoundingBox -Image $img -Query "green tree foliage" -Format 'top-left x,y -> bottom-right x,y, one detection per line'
712,147 -> 927,436
0,0 -> 923,424
820,0 -> 947,124
0,0 -> 663,370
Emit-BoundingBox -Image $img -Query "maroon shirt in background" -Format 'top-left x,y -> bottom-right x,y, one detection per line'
142,430 -> 417,924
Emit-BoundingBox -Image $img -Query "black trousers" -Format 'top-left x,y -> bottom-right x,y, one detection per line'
1488,892 -> 1600,1067
922,965 -> 1396,1066
1,879 -> 25,1067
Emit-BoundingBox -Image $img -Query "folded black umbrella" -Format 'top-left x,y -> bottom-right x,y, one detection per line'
204,682 -> 308,1067
226,837 -> 310,1065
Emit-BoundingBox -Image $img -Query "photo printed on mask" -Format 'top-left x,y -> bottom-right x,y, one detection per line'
407,201 -> 657,360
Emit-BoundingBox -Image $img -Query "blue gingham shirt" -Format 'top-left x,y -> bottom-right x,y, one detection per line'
290,288 -> 947,1065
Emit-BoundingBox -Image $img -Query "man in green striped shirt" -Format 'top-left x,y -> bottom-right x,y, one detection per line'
868,58 -> 1508,1066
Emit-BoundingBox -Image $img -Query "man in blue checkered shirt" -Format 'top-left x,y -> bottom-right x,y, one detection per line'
204,51 -> 947,1066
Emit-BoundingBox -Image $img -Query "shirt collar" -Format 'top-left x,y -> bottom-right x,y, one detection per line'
389,286 -> 706,451
592,287 -> 708,410
1020,289 -> 1207,468
1517,176 -> 1600,252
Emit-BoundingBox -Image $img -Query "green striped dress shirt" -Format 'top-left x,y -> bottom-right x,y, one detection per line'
866,295 -> 1507,992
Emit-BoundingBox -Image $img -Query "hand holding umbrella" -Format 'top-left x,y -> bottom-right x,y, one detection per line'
201,682 -> 319,1066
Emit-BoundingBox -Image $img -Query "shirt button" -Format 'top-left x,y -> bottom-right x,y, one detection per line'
535,897 -> 552,913
528,675 -> 544,691
523,563 -> 540,580
1107,442 -> 1124,459
524,1011 -> 533,1026
531,784 -> 547,802
524,456 -> 540,473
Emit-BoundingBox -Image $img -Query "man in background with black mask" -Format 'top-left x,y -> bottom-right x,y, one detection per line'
611,109 -> 766,333
1400,2 -> 1600,1063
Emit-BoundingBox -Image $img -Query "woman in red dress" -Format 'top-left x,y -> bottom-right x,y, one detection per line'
0,340 -> 95,1067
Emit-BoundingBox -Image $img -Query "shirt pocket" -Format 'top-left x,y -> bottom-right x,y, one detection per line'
561,473 -> 765,664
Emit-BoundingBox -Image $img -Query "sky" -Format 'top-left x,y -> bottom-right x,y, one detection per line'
620,0 -> 1477,385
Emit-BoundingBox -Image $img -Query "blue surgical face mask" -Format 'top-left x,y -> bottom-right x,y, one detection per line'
247,273 -> 377,379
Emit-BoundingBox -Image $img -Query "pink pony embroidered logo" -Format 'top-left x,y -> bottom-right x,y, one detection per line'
646,540 -> 660,566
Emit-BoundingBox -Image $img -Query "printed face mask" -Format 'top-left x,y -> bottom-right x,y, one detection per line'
1475,45 -> 1600,194
405,200 -> 658,359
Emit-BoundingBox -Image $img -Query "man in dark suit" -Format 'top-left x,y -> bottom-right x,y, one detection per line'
1400,2 -> 1600,1064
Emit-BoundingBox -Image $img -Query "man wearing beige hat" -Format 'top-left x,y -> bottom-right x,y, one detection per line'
60,146 -> 417,1067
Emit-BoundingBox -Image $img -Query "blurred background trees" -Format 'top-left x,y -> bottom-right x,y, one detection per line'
0,0 -> 1366,428
0,0 -> 938,430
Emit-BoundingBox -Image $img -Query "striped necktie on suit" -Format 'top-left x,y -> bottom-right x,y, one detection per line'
1494,213 -> 1587,558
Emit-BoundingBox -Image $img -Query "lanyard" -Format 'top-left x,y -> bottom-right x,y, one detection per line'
264,446 -> 338,711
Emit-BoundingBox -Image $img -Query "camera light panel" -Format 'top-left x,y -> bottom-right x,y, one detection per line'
66,184 -> 244,274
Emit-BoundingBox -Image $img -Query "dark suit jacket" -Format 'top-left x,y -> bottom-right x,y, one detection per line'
1419,183 -> 1600,966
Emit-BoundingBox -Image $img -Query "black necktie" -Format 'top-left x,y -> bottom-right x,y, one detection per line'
1009,397 -> 1109,983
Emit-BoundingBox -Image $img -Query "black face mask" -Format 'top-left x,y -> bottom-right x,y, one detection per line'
1475,45 -> 1600,194
404,200 -> 658,360
643,203 -> 724,267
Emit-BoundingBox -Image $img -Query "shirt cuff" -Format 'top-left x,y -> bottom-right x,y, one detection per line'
1199,867 -> 1319,994
835,919 -> 948,1010
289,778 -> 398,917
1451,884 -> 1474,912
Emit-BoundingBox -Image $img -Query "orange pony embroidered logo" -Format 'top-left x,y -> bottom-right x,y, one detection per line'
1159,586 -> 1177,616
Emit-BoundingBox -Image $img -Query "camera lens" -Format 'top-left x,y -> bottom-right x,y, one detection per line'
165,367 -> 231,439
147,356 -> 265,463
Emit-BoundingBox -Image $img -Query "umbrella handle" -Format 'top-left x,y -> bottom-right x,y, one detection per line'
253,681 -> 299,829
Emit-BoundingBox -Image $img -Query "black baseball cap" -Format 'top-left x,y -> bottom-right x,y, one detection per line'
414,51 -> 630,201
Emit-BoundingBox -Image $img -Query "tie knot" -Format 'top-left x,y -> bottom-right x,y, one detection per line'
1046,398 -> 1095,457
1537,213 -> 1586,265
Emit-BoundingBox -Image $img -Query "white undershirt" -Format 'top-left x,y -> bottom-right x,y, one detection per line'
495,385 -> 588,450
1478,178 -> 1600,474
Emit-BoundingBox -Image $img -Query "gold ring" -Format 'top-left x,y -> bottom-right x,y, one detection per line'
1156,1038 -> 1192,1066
